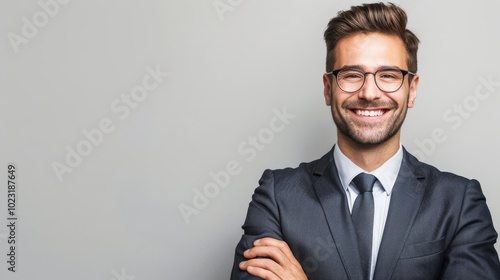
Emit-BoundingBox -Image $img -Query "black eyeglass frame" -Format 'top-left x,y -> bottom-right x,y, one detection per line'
326,68 -> 416,93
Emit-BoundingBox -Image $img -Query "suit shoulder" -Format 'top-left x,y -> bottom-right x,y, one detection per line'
405,150 -> 478,189
267,157 -> 321,180
261,156 -> 327,192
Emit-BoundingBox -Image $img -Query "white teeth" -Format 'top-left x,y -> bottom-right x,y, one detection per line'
355,110 -> 384,117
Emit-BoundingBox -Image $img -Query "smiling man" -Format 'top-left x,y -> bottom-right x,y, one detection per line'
230,3 -> 500,280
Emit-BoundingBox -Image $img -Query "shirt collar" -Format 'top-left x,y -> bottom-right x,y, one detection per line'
333,144 -> 403,195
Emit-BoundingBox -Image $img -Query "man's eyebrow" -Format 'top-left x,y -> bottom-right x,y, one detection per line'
337,65 -> 403,71
339,64 -> 366,70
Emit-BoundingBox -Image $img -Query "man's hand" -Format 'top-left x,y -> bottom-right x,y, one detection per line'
239,237 -> 308,280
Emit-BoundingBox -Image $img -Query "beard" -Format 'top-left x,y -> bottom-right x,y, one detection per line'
331,92 -> 409,146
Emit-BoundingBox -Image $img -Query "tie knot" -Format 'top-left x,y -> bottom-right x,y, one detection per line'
352,173 -> 377,193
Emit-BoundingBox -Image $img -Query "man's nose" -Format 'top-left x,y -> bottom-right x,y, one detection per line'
357,73 -> 382,101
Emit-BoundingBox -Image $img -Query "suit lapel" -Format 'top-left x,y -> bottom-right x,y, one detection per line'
373,150 -> 426,280
313,149 -> 364,280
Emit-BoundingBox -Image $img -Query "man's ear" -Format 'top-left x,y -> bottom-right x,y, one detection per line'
408,74 -> 419,108
323,74 -> 332,106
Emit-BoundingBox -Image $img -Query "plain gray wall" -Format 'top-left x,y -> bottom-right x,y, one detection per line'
1,0 -> 499,279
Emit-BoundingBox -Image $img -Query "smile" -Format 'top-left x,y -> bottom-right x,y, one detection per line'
354,110 -> 385,117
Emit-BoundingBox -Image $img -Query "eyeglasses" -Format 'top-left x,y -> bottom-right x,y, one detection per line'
326,68 -> 416,93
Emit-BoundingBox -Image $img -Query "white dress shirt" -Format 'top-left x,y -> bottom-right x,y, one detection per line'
333,144 -> 403,280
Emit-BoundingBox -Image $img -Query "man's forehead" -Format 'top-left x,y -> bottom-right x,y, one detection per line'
336,32 -> 405,47
334,33 -> 408,69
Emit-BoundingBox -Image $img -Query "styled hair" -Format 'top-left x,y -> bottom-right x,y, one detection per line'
324,2 -> 419,73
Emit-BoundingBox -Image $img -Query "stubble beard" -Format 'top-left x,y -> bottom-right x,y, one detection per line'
330,92 -> 409,146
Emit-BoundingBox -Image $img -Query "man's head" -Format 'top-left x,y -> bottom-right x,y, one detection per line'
324,3 -> 419,73
322,3 -> 420,148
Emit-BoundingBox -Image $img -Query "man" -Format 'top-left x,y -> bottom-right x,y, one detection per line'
230,3 -> 500,280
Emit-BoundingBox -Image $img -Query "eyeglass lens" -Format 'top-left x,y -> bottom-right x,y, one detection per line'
336,69 -> 405,92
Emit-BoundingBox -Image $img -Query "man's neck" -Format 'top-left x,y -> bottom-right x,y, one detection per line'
337,133 -> 401,172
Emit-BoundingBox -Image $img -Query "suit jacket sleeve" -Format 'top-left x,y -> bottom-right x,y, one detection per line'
441,179 -> 500,279
230,169 -> 283,280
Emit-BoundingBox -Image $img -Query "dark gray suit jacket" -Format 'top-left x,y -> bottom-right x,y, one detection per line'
231,147 -> 500,279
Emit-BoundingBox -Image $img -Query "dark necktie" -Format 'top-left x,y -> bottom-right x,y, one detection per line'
351,173 -> 377,280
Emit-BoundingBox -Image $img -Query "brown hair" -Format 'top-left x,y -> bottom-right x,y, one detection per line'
324,2 -> 419,73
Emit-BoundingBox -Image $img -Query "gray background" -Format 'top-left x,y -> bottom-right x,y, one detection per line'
1,0 -> 499,279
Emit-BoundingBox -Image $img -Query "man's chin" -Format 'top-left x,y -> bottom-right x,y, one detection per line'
350,136 -> 387,146
341,129 -> 395,146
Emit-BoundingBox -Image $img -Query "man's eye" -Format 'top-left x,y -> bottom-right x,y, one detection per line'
341,72 -> 363,79
378,71 -> 401,80
380,74 -> 397,79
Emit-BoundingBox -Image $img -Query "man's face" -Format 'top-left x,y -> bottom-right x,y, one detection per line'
323,33 -> 419,146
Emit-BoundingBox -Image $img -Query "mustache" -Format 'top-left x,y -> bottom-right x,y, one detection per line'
342,99 -> 398,109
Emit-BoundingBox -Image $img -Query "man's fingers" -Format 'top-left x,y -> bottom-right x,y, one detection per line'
243,245 -> 287,265
252,238 -> 302,267
240,259 -> 281,280
240,238 -> 308,280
